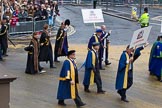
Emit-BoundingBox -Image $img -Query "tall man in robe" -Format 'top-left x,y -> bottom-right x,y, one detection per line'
39,24 -> 56,68
149,36 -> 162,82
25,32 -> 45,74
101,25 -> 111,66
116,44 -> 148,102
54,19 -> 70,62
0,18 -> 8,57
57,50 -> 85,107
88,29 -> 104,70
83,42 -> 106,94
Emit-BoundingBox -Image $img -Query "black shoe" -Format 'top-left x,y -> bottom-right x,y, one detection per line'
50,66 -> 56,68
3,54 -> 8,57
149,72 -> 154,76
0,58 -> 3,61
58,101 -> 66,106
121,98 -> 129,103
97,90 -> 106,94
77,103 -> 86,107
99,68 -> 105,70
105,62 -> 111,65
117,90 -> 122,96
84,89 -> 91,93
157,76 -> 161,81
39,67 -> 44,71
54,60 -> 60,63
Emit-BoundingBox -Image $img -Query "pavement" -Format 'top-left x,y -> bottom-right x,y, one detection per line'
4,44 -> 162,108
2,5 -> 162,108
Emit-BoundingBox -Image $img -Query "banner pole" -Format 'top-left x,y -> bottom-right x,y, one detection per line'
93,23 -> 96,29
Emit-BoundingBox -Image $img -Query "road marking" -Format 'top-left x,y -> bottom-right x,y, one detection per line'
150,23 -> 161,26
152,16 -> 162,21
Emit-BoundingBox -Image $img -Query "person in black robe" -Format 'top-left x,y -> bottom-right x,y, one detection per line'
54,19 -> 70,62
0,19 -> 8,57
39,24 -> 56,68
25,32 -> 44,74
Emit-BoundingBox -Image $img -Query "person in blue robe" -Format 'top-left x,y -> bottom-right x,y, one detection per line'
116,44 -> 147,102
88,29 -> 105,70
149,36 -> 162,81
57,50 -> 85,107
83,42 -> 106,94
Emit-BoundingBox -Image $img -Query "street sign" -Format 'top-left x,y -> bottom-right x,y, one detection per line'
81,9 -> 104,23
130,26 -> 152,48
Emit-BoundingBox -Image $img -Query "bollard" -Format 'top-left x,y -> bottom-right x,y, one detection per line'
0,64 -> 17,108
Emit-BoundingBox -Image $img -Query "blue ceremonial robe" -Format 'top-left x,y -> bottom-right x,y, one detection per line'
62,36 -> 68,55
88,33 -> 100,50
57,59 -> 78,100
83,50 -> 97,86
149,41 -> 162,77
116,47 -> 143,90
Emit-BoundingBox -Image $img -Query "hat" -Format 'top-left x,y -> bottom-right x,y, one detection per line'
96,29 -> 102,33
92,42 -> 100,46
144,7 -> 148,12
65,19 -> 70,26
67,50 -> 76,56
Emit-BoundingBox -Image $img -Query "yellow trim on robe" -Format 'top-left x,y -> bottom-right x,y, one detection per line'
57,30 -> 63,40
59,77 -> 67,81
67,59 -> 76,99
0,25 -> 7,36
90,51 -> 95,85
123,53 -> 130,89
94,34 -> 99,43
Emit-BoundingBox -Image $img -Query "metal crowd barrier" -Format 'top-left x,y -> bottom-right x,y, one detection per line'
9,18 -> 48,35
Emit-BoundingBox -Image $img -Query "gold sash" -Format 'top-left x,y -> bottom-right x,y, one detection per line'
123,53 -> 130,89
90,51 -> 95,85
67,59 -> 76,99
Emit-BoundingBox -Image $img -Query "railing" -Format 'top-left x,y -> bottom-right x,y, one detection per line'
9,17 -> 50,35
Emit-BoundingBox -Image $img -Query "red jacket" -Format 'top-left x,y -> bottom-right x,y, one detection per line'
10,16 -> 19,26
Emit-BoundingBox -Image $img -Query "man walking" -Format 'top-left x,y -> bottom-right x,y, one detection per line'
57,50 -> 85,107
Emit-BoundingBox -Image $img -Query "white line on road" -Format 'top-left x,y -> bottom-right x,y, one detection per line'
150,23 -> 161,26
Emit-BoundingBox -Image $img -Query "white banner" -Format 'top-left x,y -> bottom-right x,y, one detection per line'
130,26 -> 152,48
81,9 -> 104,23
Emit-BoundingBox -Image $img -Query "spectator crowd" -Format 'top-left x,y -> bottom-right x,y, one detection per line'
0,0 -> 59,28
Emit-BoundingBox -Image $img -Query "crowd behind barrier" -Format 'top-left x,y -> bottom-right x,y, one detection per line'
0,0 -> 59,35
8,18 -> 49,35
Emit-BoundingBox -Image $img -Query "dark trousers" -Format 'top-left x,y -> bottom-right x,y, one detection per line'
105,42 -> 110,64
49,50 -> 54,67
141,23 -> 149,28
0,44 -> 2,59
99,47 -> 104,69
2,48 -> 7,55
58,85 -> 84,106
84,71 -> 103,92
118,77 -> 133,99
54,51 -> 58,61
